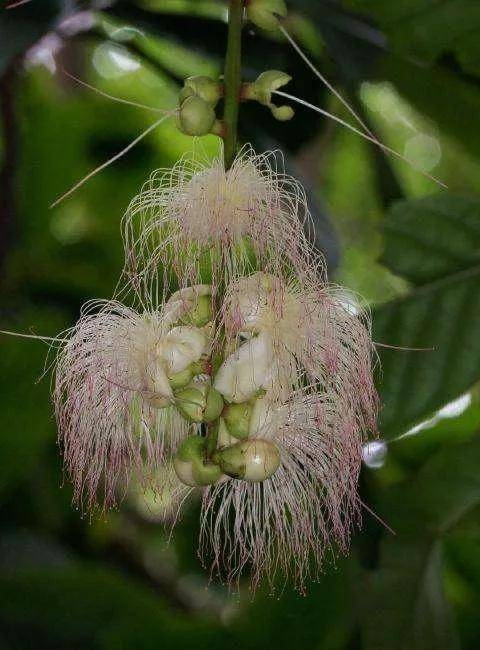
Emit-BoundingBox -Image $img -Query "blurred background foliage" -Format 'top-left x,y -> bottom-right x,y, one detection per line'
1,1 -> 480,648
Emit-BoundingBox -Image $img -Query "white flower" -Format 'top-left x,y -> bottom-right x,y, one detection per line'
54,299 -> 210,510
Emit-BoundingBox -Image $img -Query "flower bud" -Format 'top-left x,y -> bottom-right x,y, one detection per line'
178,96 -> 217,136
182,75 -> 222,105
168,365 -> 195,391
181,295 -> 213,327
214,439 -> 281,482
270,104 -> 294,121
167,285 -> 213,327
174,435 -> 223,487
247,0 -> 287,31
175,380 -> 224,423
214,331 -> 274,403
178,85 -> 195,103
244,70 -> 292,107
222,401 -> 253,440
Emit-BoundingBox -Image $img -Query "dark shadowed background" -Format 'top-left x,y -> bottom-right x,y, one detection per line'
1,1 -> 480,648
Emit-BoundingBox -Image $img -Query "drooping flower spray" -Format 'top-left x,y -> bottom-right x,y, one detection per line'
105,0 -> 377,591
14,0 -> 382,591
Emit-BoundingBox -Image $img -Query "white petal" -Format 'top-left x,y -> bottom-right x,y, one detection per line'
214,331 -> 274,403
161,326 -> 209,375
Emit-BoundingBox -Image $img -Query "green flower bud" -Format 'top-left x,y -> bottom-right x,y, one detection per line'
214,439 -> 281,482
243,70 -> 294,123
175,380 -> 224,423
247,0 -> 287,31
245,70 -> 292,106
270,104 -> 294,121
178,85 -> 195,103
174,435 -> 223,487
183,75 -> 222,105
180,295 -> 213,327
223,401 -> 253,440
176,434 -> 206,462
178,96 -> 216,136
203,385 -> 224,422
168,365 -> 195,391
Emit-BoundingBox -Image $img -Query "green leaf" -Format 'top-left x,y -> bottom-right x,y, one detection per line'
361,538 -> 459,650
344,0 -> 480,77
383,195 -> 480,285
374,195 -> 480,437
361,435 -> 480,650
409,435 -> 480,533
378,55 -> 480,164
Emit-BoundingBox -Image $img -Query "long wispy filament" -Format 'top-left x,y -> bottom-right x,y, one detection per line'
62,70 -> 171,114
6,0 -> 32,8
273,90 -> 447,188
50,112 -> 176,208
279,24 -> 375,140
0,329 -> 68,343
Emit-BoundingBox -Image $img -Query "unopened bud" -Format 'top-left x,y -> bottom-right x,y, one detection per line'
167,285 -> 213,327
244,70 -> 292,106
247,0 -> 287,31
168,365 -> 195,391
181,295 -> 213,327
175,380 -> 224,423
182,75 -> 222,105
223,401 -> 253,440
174,435 -> 223,486
178,95 -> 216,136
270,104 -> 294,121
214,438 -> 281,482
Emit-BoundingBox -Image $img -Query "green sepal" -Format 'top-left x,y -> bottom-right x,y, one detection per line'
168,366 -> 195,391
174,435 -> 223,486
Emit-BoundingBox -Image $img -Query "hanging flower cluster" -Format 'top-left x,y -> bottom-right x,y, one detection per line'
54,147 -> 378,592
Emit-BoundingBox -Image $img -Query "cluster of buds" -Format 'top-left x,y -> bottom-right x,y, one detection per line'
56,146 -> 377,591
177,68 -> 294,137
177,75 -> 223,137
